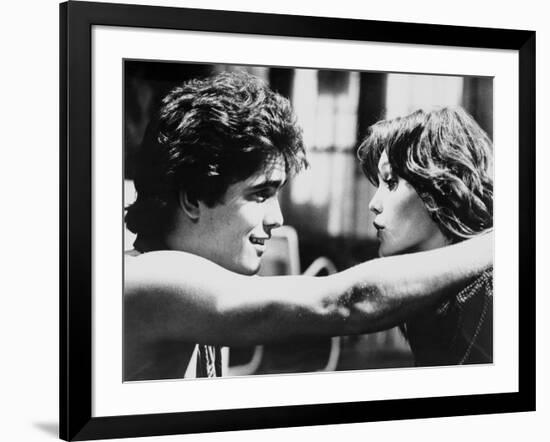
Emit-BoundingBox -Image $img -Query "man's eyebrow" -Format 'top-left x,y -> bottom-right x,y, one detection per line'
248,179 -> 287,191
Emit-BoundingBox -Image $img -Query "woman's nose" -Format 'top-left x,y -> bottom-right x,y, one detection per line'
369,189 -> 382,215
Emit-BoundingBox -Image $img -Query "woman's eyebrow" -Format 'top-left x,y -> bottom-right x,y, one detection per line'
378,161 -> 393,178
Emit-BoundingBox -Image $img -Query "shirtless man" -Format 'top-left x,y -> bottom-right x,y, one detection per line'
124,71 -> 492,380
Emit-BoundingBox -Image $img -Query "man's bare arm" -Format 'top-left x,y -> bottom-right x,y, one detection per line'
125,231 -> 493,347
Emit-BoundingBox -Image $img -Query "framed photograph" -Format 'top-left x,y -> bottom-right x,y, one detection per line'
60,1 -> 535,440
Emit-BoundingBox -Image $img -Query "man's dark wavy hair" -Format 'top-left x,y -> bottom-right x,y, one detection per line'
125,71 -> 307,237
357,107 -> 493,242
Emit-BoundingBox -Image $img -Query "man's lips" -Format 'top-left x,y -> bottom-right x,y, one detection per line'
250,236 -> 269,246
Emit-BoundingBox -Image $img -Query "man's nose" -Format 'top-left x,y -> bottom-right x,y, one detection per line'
264,197 -> 284,232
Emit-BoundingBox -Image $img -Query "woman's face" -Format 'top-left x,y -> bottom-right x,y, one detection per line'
369,151 -> 447,257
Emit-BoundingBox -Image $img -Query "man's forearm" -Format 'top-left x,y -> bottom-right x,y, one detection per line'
327,231 -> 494,334
125,232 -> 493,346
211,232 -> 493,344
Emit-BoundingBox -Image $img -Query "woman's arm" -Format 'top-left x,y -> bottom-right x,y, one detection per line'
125,231 -> 493,347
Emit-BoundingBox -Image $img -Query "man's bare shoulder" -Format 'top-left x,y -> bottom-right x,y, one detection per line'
125,249 -> 206,265
124,250 -> 241,296
125,250 -> 212,279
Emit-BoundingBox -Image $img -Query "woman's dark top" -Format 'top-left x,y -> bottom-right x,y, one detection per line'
402,267 -> 493,366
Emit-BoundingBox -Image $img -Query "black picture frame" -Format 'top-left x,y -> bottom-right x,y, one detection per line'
60,1 -> 536,440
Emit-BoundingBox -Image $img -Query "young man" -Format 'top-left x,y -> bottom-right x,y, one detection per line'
124,71 -> 493,380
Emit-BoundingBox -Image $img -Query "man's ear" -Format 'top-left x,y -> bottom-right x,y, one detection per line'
178,190 -> 200,221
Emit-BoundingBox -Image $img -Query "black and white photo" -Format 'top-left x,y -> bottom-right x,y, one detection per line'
123,61 -> 494,381
60,3 -> 535,439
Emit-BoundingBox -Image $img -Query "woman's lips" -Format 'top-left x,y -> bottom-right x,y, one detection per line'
373,222 -> 384,239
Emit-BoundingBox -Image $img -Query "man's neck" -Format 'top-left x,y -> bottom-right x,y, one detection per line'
133,236 -> 168,253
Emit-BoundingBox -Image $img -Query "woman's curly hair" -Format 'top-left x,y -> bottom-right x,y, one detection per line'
125,71 -> 307,238
357,107 -> 493,242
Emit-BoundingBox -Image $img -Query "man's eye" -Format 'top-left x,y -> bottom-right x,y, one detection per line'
254,190 -> 273,202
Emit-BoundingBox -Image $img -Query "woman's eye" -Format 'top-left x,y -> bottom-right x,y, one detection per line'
384,177 -> 398,190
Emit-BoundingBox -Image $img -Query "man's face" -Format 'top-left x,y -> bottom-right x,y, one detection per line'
195,156 -> 287,275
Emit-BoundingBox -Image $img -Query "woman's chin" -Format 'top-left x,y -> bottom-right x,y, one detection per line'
378,246 -> 391,258
378,244 -> 406,258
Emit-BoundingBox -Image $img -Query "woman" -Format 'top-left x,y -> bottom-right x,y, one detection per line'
357,106 -> 493,367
